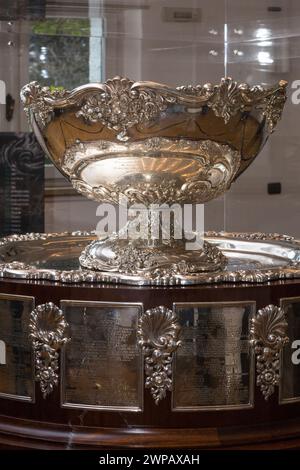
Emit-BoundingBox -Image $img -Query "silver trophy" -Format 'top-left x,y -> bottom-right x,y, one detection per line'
20,76 -> 287,284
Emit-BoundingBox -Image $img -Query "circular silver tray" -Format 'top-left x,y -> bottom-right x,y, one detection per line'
0,231 -> 300,286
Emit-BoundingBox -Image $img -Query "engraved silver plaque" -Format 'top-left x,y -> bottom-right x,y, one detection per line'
280,297 -> 300,404
172,301 -> 255,410
0,293 -> 35,402
61,301 -> 143,411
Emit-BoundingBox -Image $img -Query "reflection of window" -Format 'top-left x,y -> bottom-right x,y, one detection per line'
29,18 -> 104,89
0,340 -> 6,365
29,17 -> 104,173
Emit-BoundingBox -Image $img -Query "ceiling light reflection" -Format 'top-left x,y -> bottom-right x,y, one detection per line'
255,27 -> 271,39
257,50 -> 274,65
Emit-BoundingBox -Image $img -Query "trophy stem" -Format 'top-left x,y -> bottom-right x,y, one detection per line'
124,206 -> 186,248
79,206 -> 227,279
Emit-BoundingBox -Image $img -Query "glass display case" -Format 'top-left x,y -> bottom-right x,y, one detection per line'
0,0 -> 300,450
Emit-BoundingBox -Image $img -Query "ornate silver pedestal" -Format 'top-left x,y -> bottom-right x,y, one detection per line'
1,233 -> 300,450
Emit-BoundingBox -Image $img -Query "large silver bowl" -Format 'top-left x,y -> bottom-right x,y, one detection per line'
20,77 -> 287,283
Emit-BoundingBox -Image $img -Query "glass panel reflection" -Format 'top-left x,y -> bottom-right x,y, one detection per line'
61,301 -> 143,411
280,297 -> 300,403
173,301 -> 255,410
0,293 -> 34,401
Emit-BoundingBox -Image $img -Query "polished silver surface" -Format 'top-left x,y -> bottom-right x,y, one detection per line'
60,301 -> 143,412
20,78 -> 287,193
0,293 -> 35,403
20,76 -> 287,276
79,225 -> 228,277
29,302 -> 70,399
279,297 -> 300,405
172,301 -> 255,410
137,305 -> 181,405
58,138 -> 241,205
0,231 -> 300,285
250,304 -> 289,401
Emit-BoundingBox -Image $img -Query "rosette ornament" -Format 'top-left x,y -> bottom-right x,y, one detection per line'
137,306 -> 181,404
29,302 -> 69,398
250,304 -> 289,400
